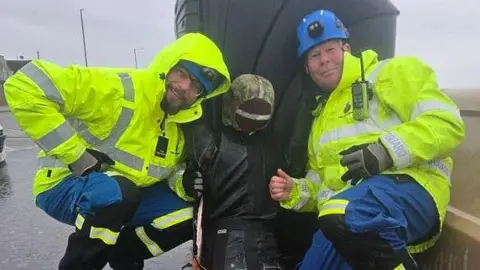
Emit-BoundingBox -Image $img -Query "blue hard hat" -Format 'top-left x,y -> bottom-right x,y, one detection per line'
177,60 -> 223,94
296,9 -> 349,57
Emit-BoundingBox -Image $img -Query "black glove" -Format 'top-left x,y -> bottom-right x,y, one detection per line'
182,163 -> 204,198
68,149 -> 115,177
339,142 -> 393,184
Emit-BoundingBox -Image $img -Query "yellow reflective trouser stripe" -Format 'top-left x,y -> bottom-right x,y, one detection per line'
135,227 -> 164,256
90,226 -> 120,245
394,264 -> 406,270
151,207 -> 193,230
407,233 -> 440,254
318,199 -> 349,217
104,171 -> 122,177
75,214 -> 85,230
75,213 -> 119,245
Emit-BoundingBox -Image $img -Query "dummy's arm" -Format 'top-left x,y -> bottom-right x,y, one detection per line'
170,121 -> 219,201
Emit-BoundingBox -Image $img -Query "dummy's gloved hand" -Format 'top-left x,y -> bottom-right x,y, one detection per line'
339,142 -> 393,184
68,149 -> 115,177
182,164 -> 204,198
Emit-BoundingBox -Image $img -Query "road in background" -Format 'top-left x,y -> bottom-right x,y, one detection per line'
0,110 -> 191,270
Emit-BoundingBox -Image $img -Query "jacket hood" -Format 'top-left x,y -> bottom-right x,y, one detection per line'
147,33 -> 231,121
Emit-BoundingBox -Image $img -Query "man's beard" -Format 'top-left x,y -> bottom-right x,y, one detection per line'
160,98 -> 180,115
160,97 -> 192,115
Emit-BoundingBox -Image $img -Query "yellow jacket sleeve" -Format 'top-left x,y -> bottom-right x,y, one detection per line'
4,60 -> 94,166
376,57 -> 465,169
280,169 -> 351,213
280,174 -> 320,213
167,162 -> 195,202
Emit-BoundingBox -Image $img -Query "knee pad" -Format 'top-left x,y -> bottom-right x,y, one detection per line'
78,174 -> 141,227
111,175 -> 141,214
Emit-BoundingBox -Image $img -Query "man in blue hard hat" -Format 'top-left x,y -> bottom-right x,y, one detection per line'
269,9 -> 465,270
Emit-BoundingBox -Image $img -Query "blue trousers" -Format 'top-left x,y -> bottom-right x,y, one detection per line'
299,175 -> 438,270
35,173 -> 192,228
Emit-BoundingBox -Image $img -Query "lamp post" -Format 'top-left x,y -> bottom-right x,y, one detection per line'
80,9 -> 89,66
133,47 -> 144,69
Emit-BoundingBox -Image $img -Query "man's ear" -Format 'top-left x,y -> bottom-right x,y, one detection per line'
342,43 -> 351,52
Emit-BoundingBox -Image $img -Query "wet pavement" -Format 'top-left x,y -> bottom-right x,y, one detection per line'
0,110 -> 191,270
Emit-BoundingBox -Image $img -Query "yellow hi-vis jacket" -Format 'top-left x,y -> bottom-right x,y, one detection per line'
281,50 -> 465,254
4,33 -> 231,202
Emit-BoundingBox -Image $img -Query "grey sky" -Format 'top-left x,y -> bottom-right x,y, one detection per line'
0,0 -> 478,89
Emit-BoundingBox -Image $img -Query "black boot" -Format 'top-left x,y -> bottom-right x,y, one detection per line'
59,232 -> 107,270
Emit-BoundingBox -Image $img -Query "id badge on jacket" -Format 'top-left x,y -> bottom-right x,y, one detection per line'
155,136 -> 169,158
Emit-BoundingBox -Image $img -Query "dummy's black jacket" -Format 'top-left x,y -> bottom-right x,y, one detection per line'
182,122 -> 281,224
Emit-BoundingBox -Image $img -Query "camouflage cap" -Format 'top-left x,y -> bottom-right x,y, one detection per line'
222,74 -> 275,130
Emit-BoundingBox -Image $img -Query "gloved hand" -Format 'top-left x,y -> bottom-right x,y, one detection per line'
68,148 -> 115,177
339,142 -> 393,184
182,164 -> 204,198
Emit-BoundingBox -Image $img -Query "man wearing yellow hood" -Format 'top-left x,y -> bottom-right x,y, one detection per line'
269,9 -> 465,270
3,33 -> 230,269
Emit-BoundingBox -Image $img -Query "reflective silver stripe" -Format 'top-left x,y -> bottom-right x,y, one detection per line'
135,227 -> 164,256
109,148 -> 144,171
380,132 -> 412,169
37,73 -> 172,176
89,226 -> 119,245
367,59 -> 390,83
66,117 -> 87,133
317,187 -> 335,203
79,106 -> 134,147
425,159 -> 452,180
166,163 -> 185,189
305,170 -> 322,185
38,155 -> 66,168
118,73 -> 135,102
316,95 -> 403,151
236,108 -> 271,121
75,73 -> 144,171
36,121 -> 77,152
20,62 -> 64,109
151,207 -> 193,230
149,164 -> 175,179
410,100 -> 462,121
38,73 -> 144,172
292,179 -> 310,211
